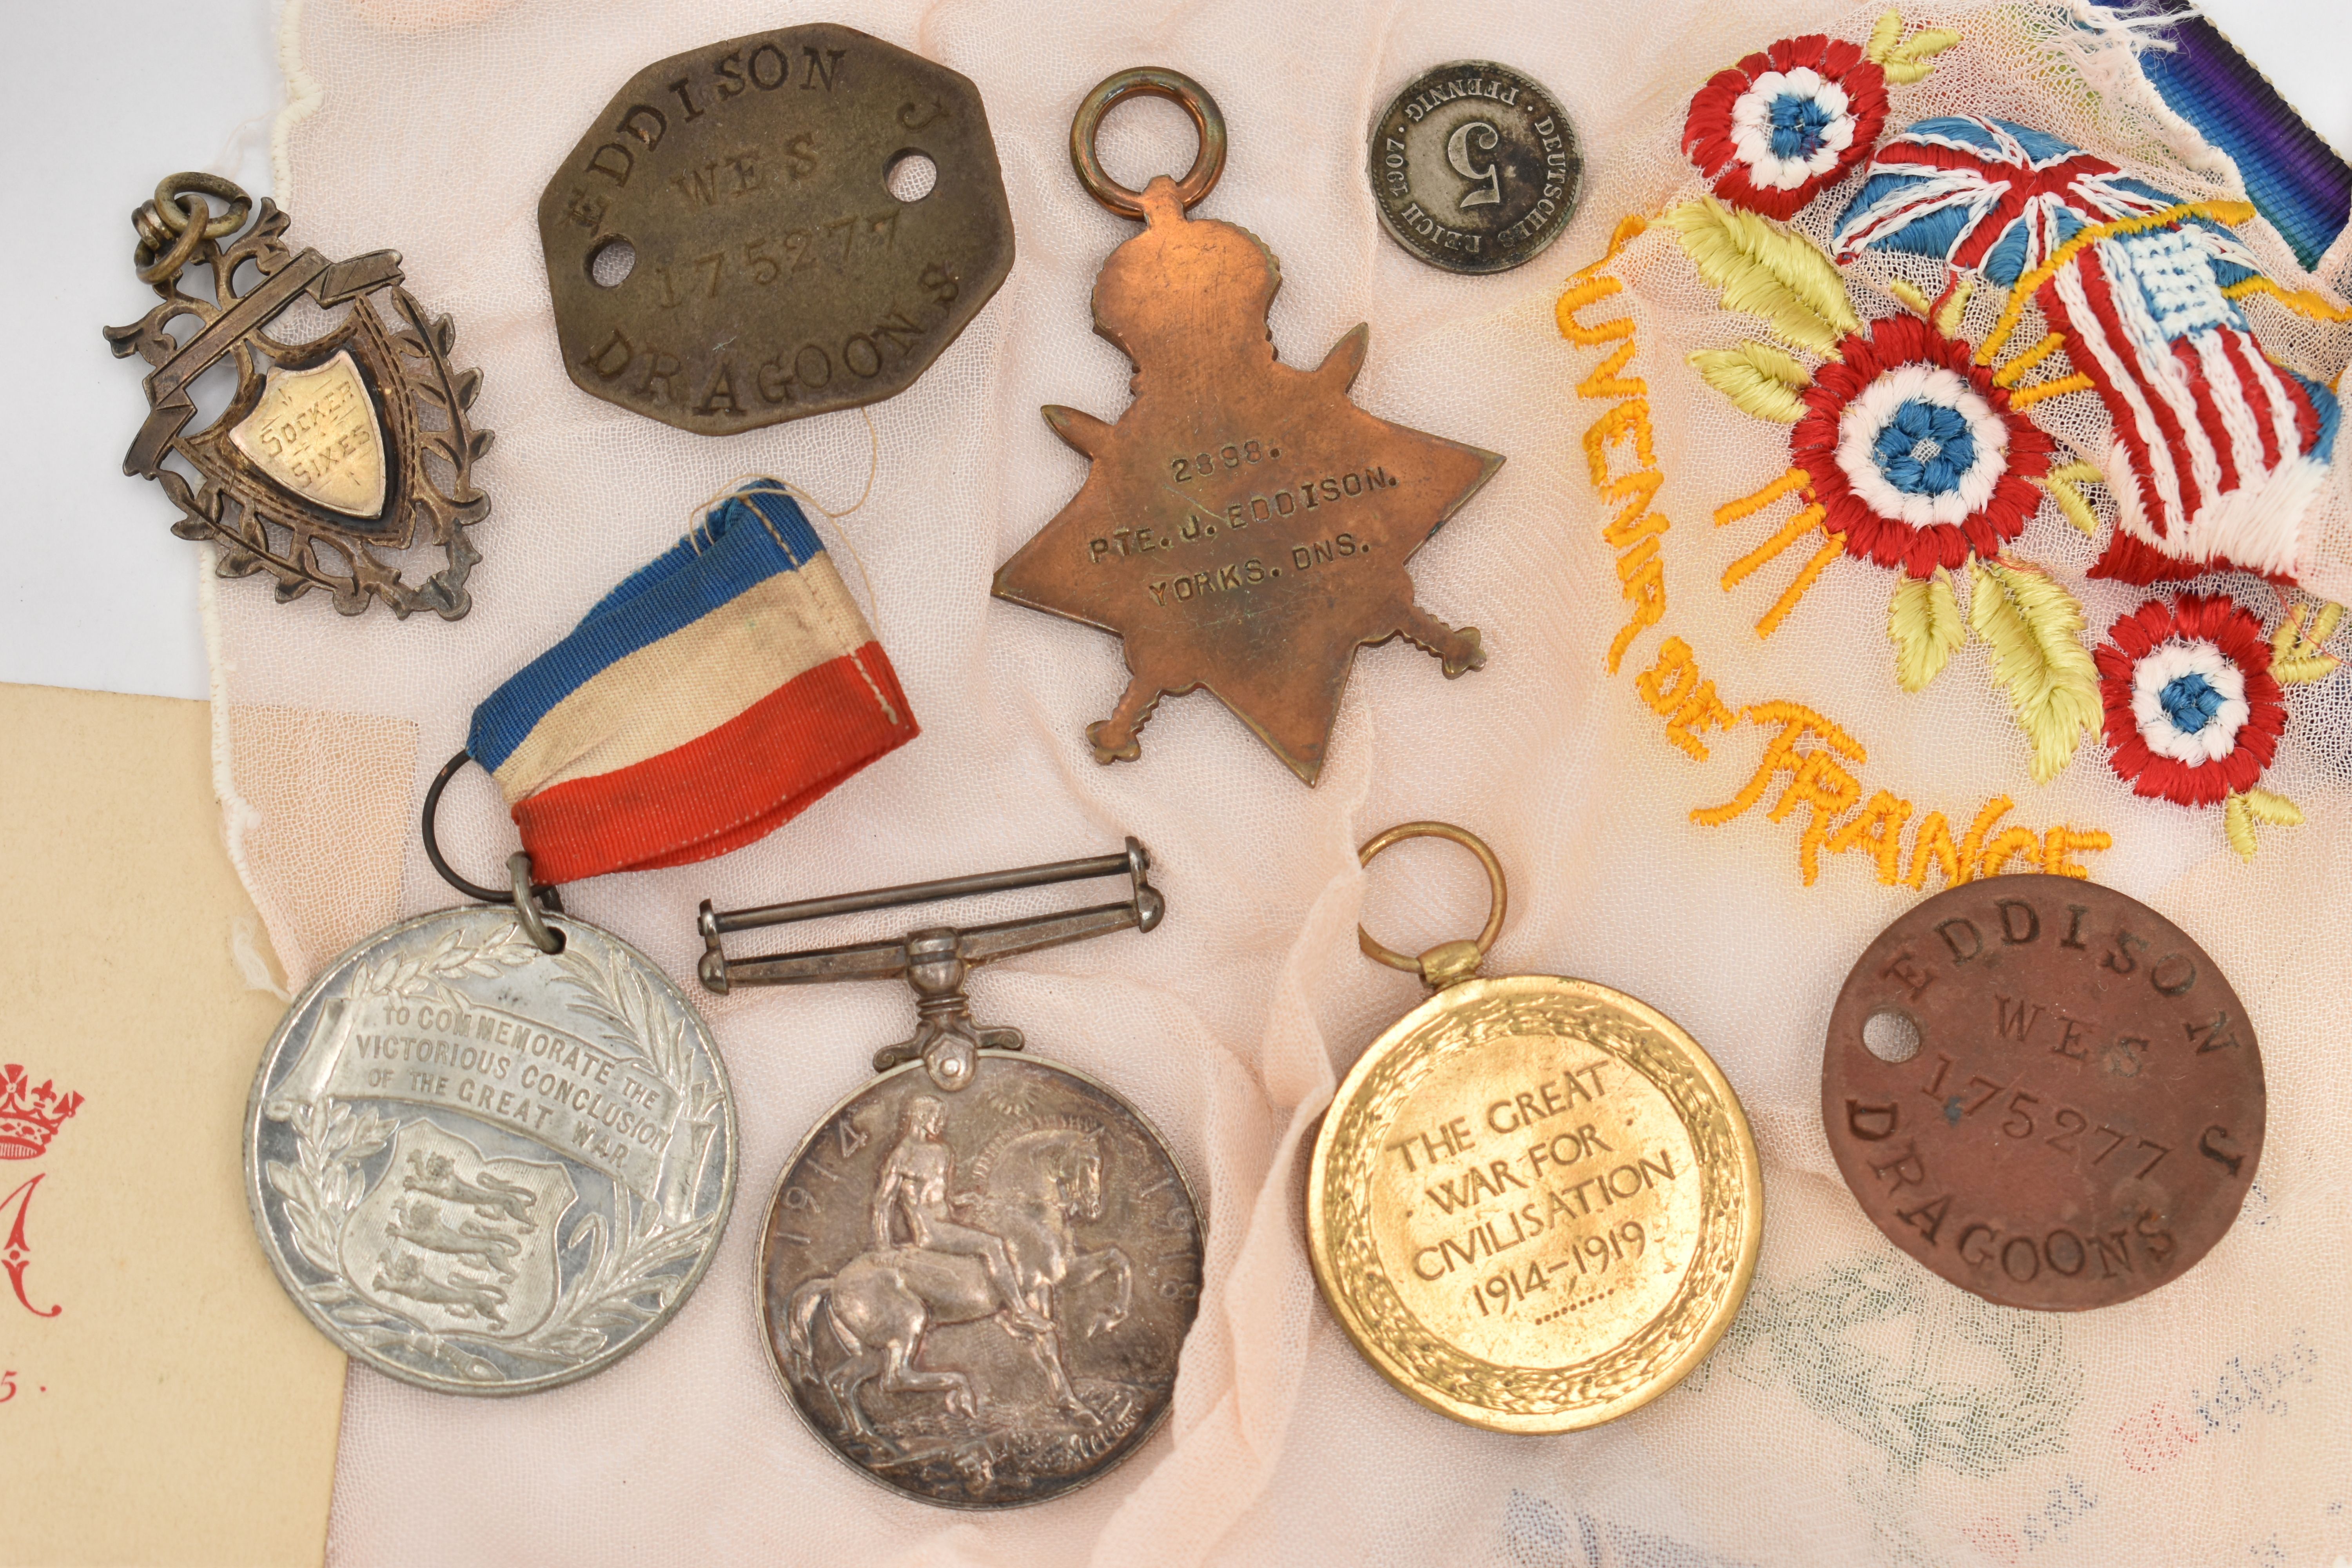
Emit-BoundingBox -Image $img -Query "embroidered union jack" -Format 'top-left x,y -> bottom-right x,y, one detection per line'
1833,116 -> 2340,586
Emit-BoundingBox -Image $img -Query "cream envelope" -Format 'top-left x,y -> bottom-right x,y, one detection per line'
0,682 -> 344,1568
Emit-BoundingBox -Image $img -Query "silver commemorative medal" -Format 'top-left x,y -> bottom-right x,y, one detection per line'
243,756 -> 736,1394
1368,62 -> 1581,274
698,843 -> 1203,1508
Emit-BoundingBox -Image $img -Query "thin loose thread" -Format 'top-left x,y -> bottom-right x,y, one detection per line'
681,407 -> 888,639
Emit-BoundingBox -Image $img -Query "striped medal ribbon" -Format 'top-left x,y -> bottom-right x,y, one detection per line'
467,481 -> 916,884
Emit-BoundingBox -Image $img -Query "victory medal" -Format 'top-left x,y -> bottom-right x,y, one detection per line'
1309,825 -> 1762,1432
994,70 -> 1501,784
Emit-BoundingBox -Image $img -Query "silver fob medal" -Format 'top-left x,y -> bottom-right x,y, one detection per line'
698,842 -> 1203,1508
244,757 -> 737,1394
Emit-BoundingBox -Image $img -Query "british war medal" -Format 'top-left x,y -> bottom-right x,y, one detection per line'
698,843 -> 1203,1507
541,24 -> 1014,435
107,174 -> 493,618
1309,824 -> 1761,1432
993,70 -> 1502,784
1824,875 -> 2263,1310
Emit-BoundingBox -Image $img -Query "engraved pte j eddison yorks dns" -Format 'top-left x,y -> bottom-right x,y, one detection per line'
1368,61 -> 1582,275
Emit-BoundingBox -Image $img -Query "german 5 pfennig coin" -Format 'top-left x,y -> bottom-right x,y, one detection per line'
244,906 -> 737,1394
1368,62 -> 1581,274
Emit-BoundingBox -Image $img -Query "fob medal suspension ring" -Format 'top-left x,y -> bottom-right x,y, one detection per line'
1308,824 -> 1761,1433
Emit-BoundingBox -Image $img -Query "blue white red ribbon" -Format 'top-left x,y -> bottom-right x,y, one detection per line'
468,483 -> 916,884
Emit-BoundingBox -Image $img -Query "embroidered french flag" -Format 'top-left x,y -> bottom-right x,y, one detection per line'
468,483 -> 917,884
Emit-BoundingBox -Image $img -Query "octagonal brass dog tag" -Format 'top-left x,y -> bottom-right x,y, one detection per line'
539,24 -> 1014,435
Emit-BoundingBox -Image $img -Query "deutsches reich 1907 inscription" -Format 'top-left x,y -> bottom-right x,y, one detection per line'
539,23 -> 1014,435
1823,875 -> 2263,1311
762,1054 -> 1201,1507
244,907 -> 736,1393
1367,62 -> 1582,274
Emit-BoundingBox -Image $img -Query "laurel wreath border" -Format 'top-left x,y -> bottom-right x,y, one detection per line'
263,914 -> 726,1385
1318,978 -> 1760,1418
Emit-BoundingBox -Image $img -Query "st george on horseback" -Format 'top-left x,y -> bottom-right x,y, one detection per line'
783,1095 -> 1134,1443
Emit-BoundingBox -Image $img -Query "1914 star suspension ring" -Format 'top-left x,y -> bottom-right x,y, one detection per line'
1071,67 -> 1228,218
1356,820 -> 1508,979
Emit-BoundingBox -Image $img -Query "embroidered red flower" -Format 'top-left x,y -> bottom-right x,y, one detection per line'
2094,595 -> 2285,806
1683,35 -> 1891,219
1793,312 -> 2054,577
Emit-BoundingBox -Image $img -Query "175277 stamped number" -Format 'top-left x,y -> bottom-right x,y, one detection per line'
1823,875 -> 2263,1310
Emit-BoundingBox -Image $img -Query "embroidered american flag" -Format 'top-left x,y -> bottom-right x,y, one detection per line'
1832,116 -> 2339,583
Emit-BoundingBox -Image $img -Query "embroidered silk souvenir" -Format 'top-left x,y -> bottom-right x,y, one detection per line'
1629,11 -> 2352,804
1831,116 -> 2343,585
1539,8 -> 2350,900
697,844 -> 1201,1507
467,484 -> 916,884
106,174 -> 492,619
1308,825 -> 1761,1432
993,69 -> 1501,784
540,25 -> 1014,435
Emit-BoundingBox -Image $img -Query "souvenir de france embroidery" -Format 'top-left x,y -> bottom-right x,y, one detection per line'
1556,12 -> 2345,869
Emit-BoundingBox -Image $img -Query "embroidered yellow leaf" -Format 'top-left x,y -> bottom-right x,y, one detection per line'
1883,27 -> 1962,83
1889,570 -> 1965,691
1666,198 -> 1860,355
2272,653 -> 2341,684
1866,11 -> 1904,62
1967,557 -> 2101,784
2268,603 -> 2302,657
2242,788 -> 2305,827
2224,793 -> 2257,861
1689,341 -> 1812,422
1888,279 -> 1933,318
2040,461 -> 2104,538
1933,277 -> 1974,337
2269,600 -> 2343,682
